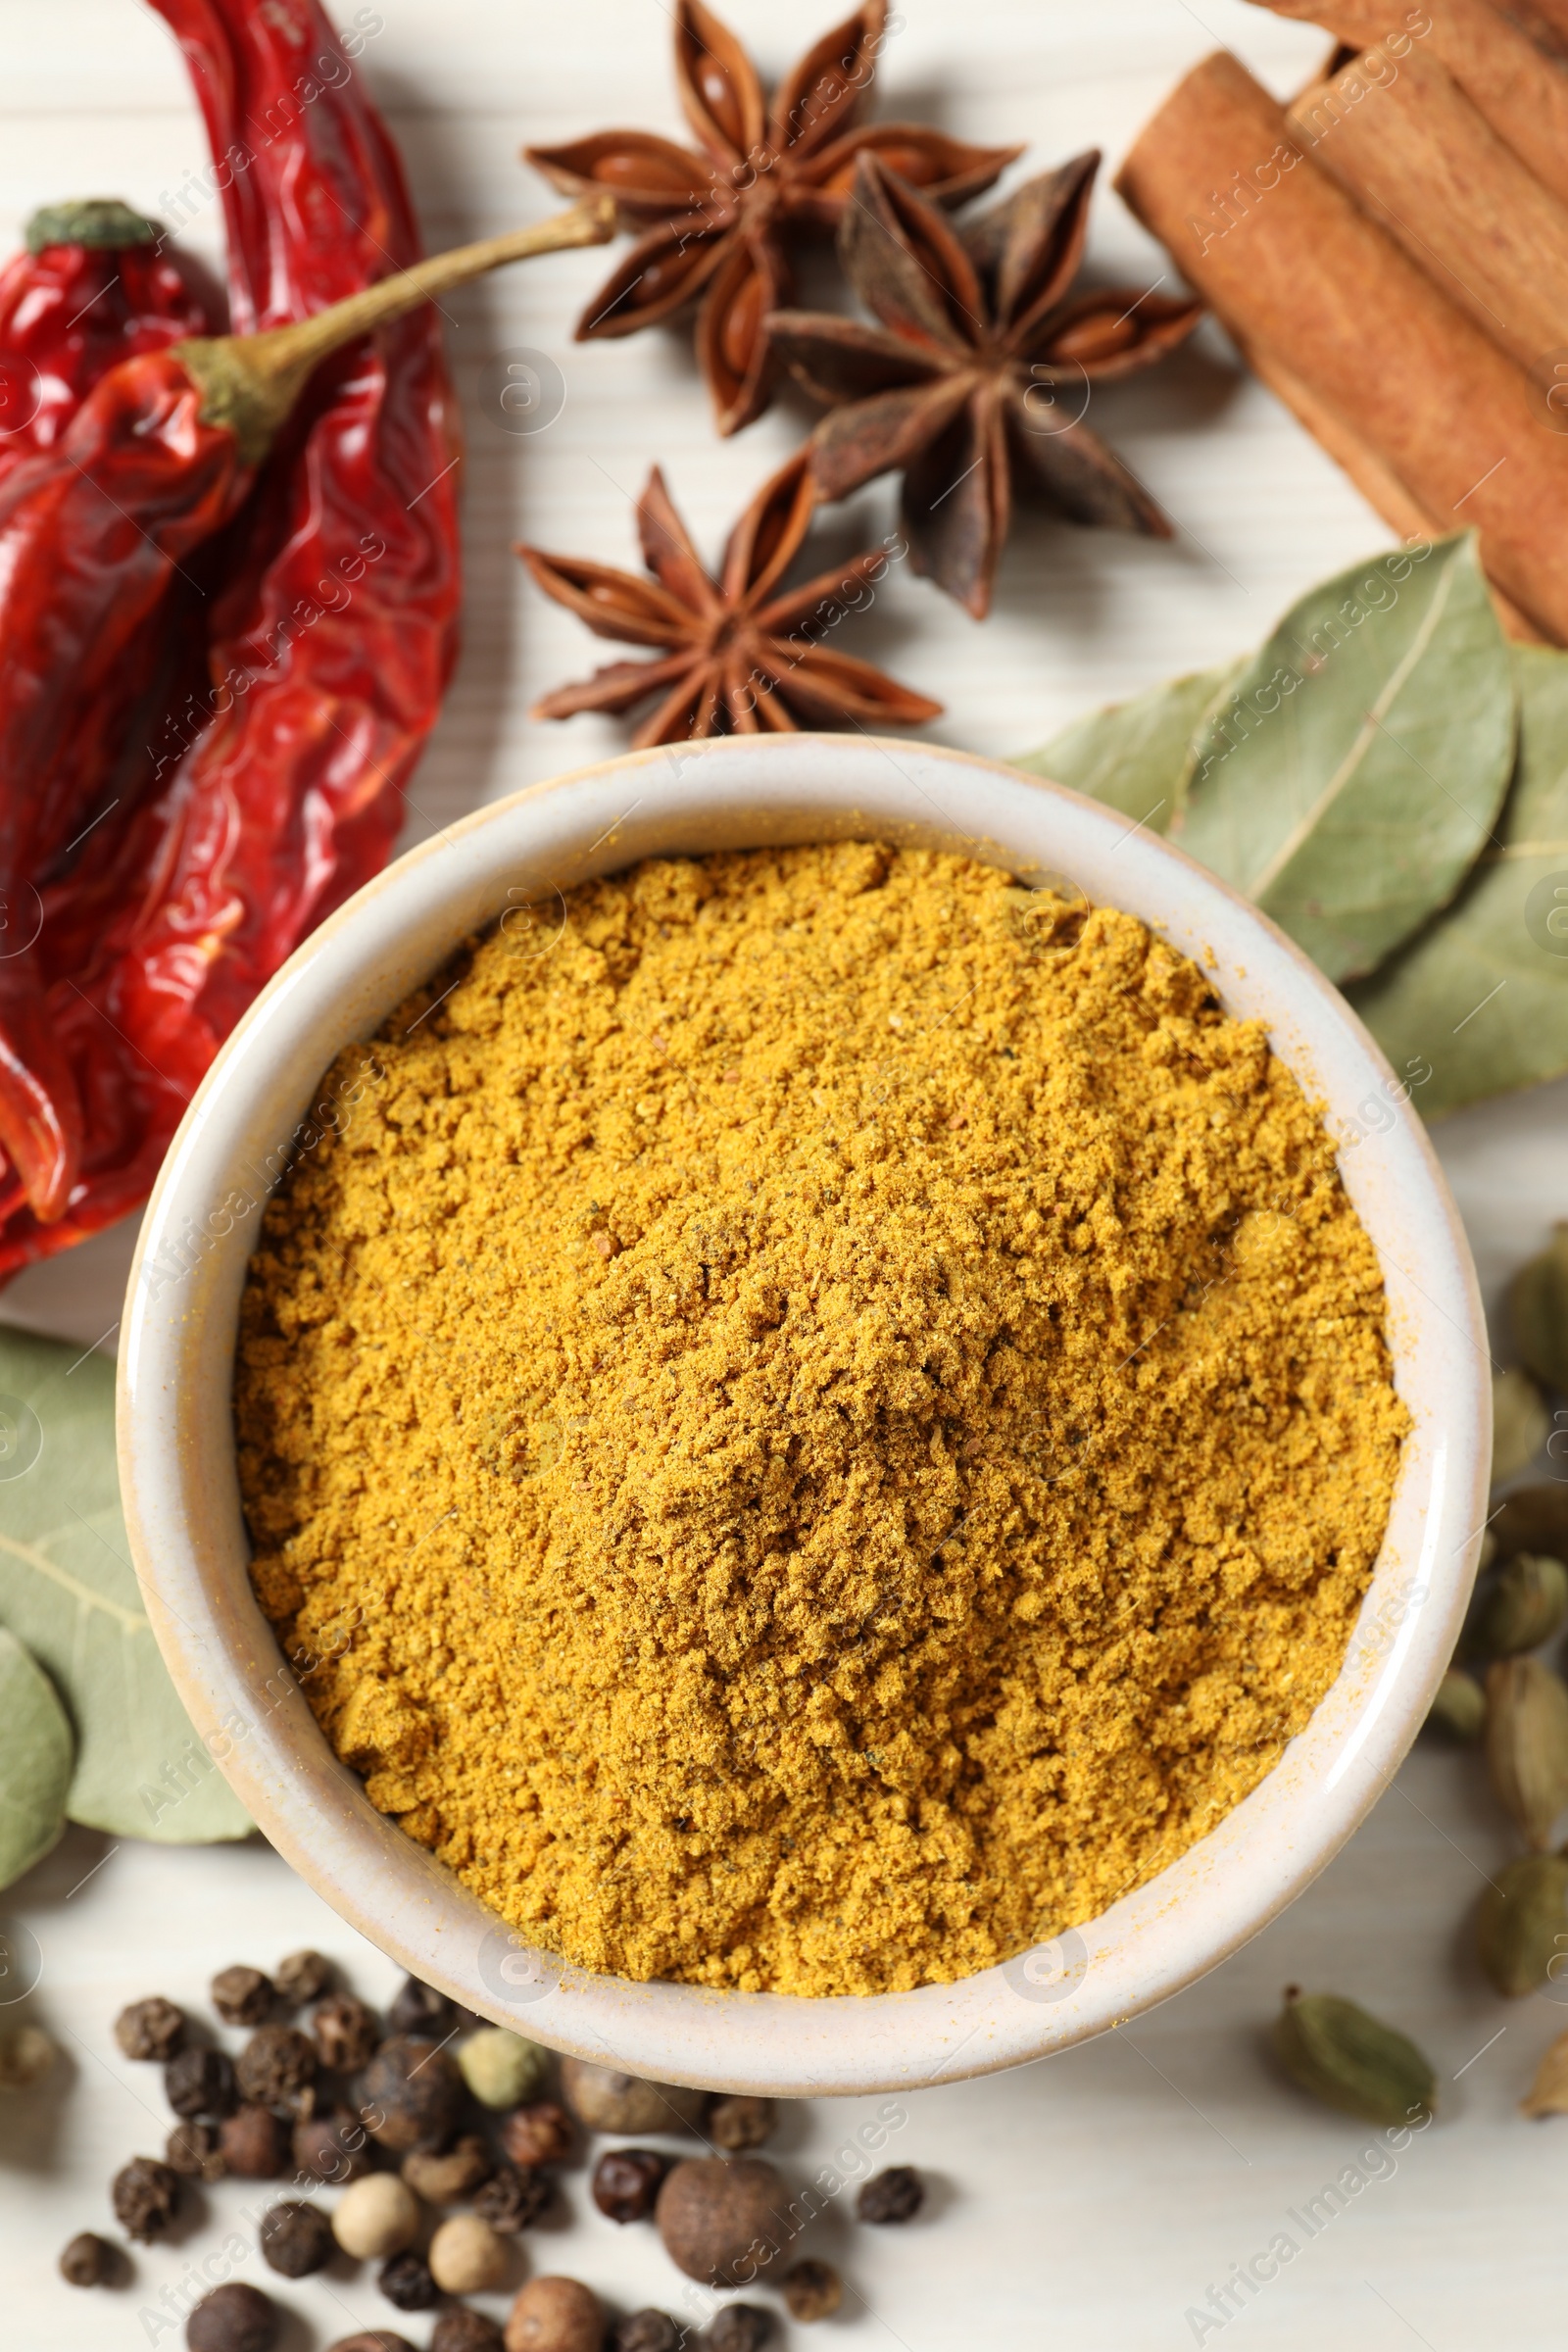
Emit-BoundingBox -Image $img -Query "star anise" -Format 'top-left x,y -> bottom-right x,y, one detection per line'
517,449 -> 942,746
765,150 -> 1204,616
524,0 -> 1019,435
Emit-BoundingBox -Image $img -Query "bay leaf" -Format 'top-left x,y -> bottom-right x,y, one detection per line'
0,1326 -> 250,1844
0,1628 -> 71,1890
1348,645 -> 1568,1116
1173,534 -> 1516,981
1013,657 -> 1244,829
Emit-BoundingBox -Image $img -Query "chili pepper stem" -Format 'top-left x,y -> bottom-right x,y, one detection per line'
173,194 -> 615,466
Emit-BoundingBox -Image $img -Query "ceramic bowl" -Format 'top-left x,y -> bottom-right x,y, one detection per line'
119,735 -> 1488,2095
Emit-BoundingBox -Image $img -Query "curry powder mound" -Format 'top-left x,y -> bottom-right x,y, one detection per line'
235,845 -> 1407,1997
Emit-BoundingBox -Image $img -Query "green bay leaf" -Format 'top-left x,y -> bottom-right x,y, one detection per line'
0,1628 -> 71,1889
0,1327 -> 250,1844
1173,533 -> 1516,982
1348,644 -> 1568,1116
1013,658 -> 1245,828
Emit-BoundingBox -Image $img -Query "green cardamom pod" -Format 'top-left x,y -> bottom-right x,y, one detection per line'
1485,1656 -> 1568,1846
1426,1666 -> 1486,1741
1470,1553 -> 1568,1661
1476,1852 -> 1568,1996
1511,1225 -> 1568,1392
1493,1367 -> 1549,1484
1272,1988 -> 1435,2127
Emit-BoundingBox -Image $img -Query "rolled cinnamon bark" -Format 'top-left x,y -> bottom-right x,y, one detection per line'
1245,0 -> 1568,207
1287,48 -> 1568,368
1114,51 -> 1568,642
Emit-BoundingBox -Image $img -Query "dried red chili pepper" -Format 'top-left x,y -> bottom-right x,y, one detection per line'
0,198 -> 219,480
0,206 -> 606,1227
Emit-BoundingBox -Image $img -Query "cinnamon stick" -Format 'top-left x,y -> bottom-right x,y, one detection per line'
1233,333 -> 1547,639
1287,48 -> 1568,368
1113,51 -> 1568,642
1244,0 -> 1568,208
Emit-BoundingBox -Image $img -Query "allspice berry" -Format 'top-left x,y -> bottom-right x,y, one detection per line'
212,1965 -> 275,2027
656,2158 -> 789,2285
504,2276 -> 605,2352
112,2154 -> 181,2242
612,2316 -> 680,2352
165,2044 -> 237,2119
294,2105 -> 373,2184
404,2132 -> 494,2203
60,2231 -> 119,2286
115,1995 -> 185,2063
314,1993 -> 380,2074
235,2023 -> 317,2109
708,2096 -> 775,2152
332,2172 -> 423,2261
326,2338 -> 416,2352
458,2026 -> 549,2111
432,2312 -> 506,2352
782,2260 -> 842,2323
187,2282 -> 279,2352
429,2213 -> 511,2294
560,2058 -> 706,2134
857,2166 -> 923,2225
709,2308 -> 772,2352
167,2119 -> 226,2182
273,1949 -> 332,2007
358,2033 -> 464,2153
259,2198 -> 335,2278
592,2146 -> 667,2223
500,2100 -> 573,2167
220,2104 -> 289,2180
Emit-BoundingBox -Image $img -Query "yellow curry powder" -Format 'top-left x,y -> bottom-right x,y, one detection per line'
236,844 -> 1407,1997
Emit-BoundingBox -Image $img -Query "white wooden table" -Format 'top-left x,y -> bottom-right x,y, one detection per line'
3,1 -> 1568,2345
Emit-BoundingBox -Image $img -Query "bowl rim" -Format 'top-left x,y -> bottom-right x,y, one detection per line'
118,732 -> 1488,2095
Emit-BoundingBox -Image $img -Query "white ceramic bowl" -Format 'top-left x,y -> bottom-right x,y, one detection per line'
119,735 -> 1488,2095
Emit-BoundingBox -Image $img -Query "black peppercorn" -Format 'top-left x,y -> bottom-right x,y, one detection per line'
378,2248 -> 439,2311
472,2160 -> 552,2233
114,1996 -> 185,2063
111,2154 -> 180,2242
165,2043 -> 237,2119
260,2198 -> 335,2278
431,2311 -> 506,2352
273,1949 -> 332,2007
187,2280 -> 279,2352
220,2103 -> 290,2180
387,1974 -> 453,2037
708,2308 -> 771,2352
614,2313 -> 683,2352
236,2023 -> 317,2109
59,2231 -> 119,2286
857,2165 -> 923,2225
212,1965 -> 275,2027
707,2096 -> 775,2152
356,2033 -> 464,2154
167,2118 -> 226,2181
293,2104 -> 373,2184
592,2146 -> 669,2223
313,1992 -> 379,2073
